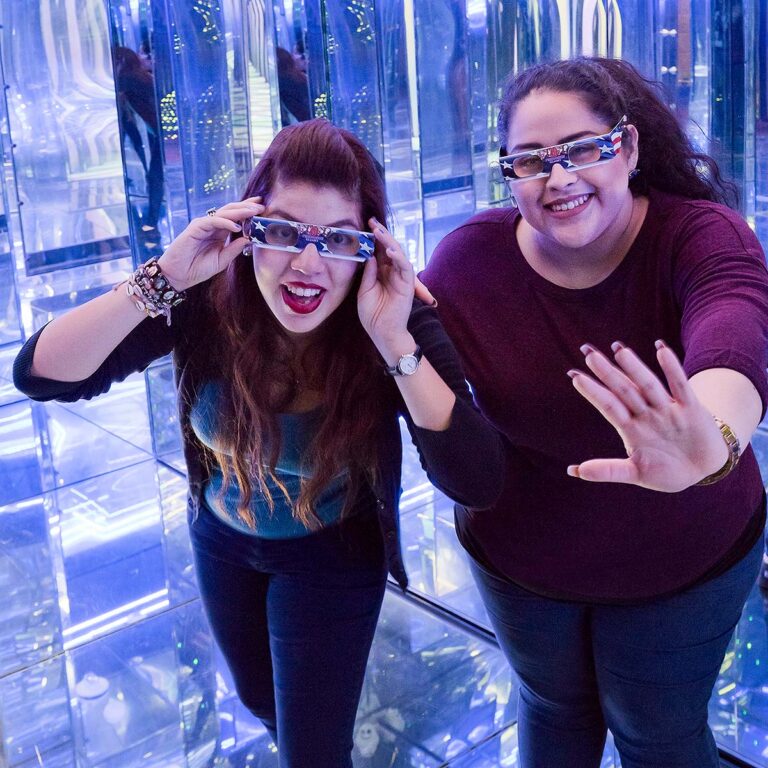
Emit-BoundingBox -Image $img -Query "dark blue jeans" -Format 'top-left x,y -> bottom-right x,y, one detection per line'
189,502 -> 387,767
469,534 -> 762,768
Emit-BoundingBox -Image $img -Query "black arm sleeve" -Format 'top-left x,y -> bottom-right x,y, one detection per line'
400,299 -> 504,509
13,310 -> 178,403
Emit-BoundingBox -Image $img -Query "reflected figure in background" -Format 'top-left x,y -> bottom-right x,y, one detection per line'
292,38 -> 307,73
447,1 -> 469,175
275,46 -> 311,126
113,45 -> 164,249
13,119 -> 502,766
423,57 -> 768,768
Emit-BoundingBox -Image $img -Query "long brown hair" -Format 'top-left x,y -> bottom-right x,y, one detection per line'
202,119 -> 393,529
497,57 -> 738,207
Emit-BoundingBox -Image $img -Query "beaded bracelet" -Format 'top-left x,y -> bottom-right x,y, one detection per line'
120,257 -> 186,326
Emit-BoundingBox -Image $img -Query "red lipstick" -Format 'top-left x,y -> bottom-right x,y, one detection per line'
281,283 -> 326,315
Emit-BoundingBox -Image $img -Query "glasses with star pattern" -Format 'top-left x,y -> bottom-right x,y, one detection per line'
248,216 -> 375,262
494,116 -> 628,183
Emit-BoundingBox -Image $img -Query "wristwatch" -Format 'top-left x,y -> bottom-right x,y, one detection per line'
385,346 -> 423,376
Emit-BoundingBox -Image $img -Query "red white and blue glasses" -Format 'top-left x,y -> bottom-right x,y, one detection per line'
495,116 -> 628,183
248,217 -> 375,262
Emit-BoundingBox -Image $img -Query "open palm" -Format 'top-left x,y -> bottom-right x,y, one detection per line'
568,342 -> 728,492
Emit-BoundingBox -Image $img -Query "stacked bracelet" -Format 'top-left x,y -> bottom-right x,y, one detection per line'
696,417 -> 742,486
122,257 -> 186,326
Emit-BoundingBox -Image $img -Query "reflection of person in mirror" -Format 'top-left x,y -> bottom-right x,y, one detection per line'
13,119 -> 503,766
292,39 -> 307,73
276,45 -> 311,125
113,45 -> 164,247
422,56 -> 768,768
138,40 -> 153,74
447,3 -> 469,173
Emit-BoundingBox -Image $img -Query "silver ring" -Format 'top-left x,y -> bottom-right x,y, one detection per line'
206,207 -> 217,217
242,244 -> 253,258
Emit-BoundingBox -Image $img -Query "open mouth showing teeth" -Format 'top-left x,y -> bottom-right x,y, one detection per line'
548,194 -> 592,212
284,285 -> 322,298
281,284 -> 326,314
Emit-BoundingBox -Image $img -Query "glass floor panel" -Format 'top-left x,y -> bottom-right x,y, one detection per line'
0,592 -> 509,767
0,343 -> 25,408
0,588 -> 626,767
0,398 -> 152,508
442,725 -> 624,767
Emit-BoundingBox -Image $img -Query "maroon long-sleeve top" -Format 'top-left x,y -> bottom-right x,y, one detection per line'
422,188 -> 768,602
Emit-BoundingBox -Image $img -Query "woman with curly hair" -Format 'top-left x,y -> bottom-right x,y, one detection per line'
422,57 -> 768,768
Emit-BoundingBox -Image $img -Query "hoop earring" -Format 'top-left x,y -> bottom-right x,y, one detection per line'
628,168 -> 640,180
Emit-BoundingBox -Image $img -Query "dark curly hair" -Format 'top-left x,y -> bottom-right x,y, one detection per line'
497,57 -> 738,207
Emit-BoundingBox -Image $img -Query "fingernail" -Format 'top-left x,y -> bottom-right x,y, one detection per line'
567,465 -> 580,478
566,369 -> 581,379
654,339 -> 667,350
430,298 -> 438,308
579,343 -> 596,356
610,340 -> 625,354
242,244 -> 253,257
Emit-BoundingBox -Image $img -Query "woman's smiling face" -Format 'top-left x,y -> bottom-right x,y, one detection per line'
252,181 -> 362,338
505,89 -> 638,252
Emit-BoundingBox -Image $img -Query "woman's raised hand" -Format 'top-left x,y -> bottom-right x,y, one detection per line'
157,198 -> 263,291
357,217 -> 416,353
567,342 -> 729,492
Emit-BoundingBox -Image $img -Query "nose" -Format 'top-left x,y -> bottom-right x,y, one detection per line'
547,161 -> 577,189
290,242 -> 323,275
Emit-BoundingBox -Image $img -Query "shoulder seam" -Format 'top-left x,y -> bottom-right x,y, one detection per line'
672,200 -> 754,253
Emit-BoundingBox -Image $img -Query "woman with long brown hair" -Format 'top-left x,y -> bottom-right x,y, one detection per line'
13,119 -> 503,766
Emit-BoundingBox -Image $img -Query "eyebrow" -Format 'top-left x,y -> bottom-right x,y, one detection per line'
266,209 -> 361,230
509,129 -> 602,153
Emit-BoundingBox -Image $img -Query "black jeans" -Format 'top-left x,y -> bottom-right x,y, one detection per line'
189,502 -> 387,767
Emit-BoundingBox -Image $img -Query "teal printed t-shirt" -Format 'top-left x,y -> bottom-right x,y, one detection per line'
190,381 -> 349,538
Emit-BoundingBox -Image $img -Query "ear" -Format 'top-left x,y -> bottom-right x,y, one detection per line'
624,124 -> 640,173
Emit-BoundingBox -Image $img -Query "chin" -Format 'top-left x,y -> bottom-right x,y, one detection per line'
274,306 -> 334,337
551,217 -> 609,247
561,234 -> 600,250
279,315 -> 324,336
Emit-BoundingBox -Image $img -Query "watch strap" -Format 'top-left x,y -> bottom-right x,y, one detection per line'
696,417 -> 741,486
384,346 -> 423,376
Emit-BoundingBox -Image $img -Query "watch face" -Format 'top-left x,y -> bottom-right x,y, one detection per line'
398,354 -> 419,375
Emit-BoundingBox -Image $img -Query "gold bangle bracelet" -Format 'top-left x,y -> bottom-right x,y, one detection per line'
696,417 -> 741,486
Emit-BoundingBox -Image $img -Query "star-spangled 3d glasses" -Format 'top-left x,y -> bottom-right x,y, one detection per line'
248,216 -> 375,262
495,116 -> 628,182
